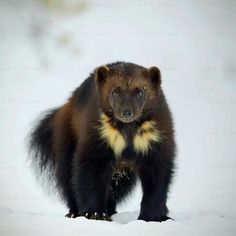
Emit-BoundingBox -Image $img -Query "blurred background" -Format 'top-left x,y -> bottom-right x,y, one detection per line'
0,0 -> 236,235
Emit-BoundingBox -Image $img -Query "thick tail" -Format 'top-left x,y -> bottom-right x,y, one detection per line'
28,109 -> 57,179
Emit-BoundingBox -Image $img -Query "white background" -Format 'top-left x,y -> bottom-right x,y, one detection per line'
0,0 -> 236,235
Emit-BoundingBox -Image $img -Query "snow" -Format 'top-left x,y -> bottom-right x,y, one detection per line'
0,208 -> 235,236
0,0 -> 236,235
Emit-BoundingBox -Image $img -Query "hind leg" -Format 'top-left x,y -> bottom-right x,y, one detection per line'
107,168 -> 137,216
55,144 -> 79,218
56,169 -> 79,218
64,194 -> 79,218
56,168 -> 78,218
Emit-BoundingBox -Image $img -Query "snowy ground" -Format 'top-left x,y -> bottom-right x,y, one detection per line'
0,0 -> 236,235
1,208 -> 235,236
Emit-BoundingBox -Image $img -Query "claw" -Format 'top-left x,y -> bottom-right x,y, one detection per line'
65,212 -> 78,218
83,212 -> 112,221
101,212 -> 112,221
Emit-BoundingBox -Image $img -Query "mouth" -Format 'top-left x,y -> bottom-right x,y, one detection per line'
114,112 -> 140,123
116,116 -> 136,123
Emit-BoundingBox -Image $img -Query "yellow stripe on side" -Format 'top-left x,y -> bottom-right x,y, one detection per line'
133,121 -> 161,155
98,113 -> 126,157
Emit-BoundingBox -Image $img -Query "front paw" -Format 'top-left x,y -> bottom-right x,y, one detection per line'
82,212 -> 112,221
138,213 -> 173,222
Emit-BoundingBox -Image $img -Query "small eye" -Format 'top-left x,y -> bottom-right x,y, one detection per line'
112,89 -> 119,97
136,89 -> 144,98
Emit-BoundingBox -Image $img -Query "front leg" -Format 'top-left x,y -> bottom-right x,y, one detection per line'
138,150 -> 174,222
72,147 -> 113,221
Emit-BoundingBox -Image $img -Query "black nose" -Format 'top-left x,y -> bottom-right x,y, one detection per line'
122,110 -> 133,118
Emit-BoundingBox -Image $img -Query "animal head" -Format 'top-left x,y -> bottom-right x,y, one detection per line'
95,62 -> 161,123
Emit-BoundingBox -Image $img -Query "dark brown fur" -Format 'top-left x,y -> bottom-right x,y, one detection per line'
29,62 -> 176,221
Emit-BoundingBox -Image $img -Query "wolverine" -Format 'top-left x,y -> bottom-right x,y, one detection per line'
29,62 -> 176,222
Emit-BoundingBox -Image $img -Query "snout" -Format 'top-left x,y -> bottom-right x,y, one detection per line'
121,110 -> 133,119
110,99 -> 143,123
116,109 -> 136,123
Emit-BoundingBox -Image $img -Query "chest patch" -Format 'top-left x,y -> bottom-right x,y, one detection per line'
99,113 -> 161,157
133,121 -> 161,154
99,113 -> 126,157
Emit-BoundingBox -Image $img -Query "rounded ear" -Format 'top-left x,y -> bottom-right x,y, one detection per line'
95,65 -> 110,85
147,66 -> 161,85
